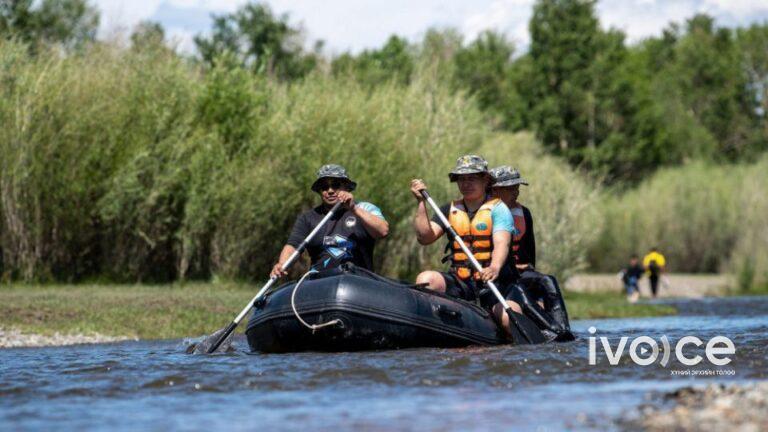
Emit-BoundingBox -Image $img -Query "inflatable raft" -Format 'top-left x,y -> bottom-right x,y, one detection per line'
245,265 -> 548,353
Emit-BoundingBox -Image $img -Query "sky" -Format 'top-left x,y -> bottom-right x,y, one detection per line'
93,0 -> 768,55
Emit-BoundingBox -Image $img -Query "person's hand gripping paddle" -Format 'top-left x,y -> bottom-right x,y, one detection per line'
419,189 -> 537,345
196,202 -> 343,354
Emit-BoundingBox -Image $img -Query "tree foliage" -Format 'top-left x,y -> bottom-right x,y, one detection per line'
0,0 -> 99,49
332,35 -> 413,86
193,3 -> 318,80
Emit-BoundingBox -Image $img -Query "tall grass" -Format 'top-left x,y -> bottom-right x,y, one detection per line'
588,157 -> 768,289
2,40 -> 759,285
0,40 -> 493,281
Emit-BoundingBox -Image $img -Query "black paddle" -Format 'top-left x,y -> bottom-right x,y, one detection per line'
419,190 -> 534,345
200,202 -> 343,354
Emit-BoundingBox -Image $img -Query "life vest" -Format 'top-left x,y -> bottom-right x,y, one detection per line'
509,203 -> 526,263
447,198 -> 500,280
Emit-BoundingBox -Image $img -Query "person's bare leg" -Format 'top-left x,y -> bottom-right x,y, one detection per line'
415,271 -> 447,293
493,300 -> 524,338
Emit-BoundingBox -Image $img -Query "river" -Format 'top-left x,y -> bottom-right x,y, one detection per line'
1,296 -> 766,431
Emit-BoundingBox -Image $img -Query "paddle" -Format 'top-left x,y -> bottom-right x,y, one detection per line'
201,201 -> 343,354
419,190 -> 534,344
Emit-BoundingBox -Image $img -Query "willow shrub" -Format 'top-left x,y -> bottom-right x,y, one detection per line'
727,156 -> 768,291
0,41 -> 488,281
588,158 -> 768,288
0,40 -> 605,283
0,41 -> 197,281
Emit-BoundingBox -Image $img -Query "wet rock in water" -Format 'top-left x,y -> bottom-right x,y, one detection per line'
186,328 -> 236,354
628,382 -> 768,431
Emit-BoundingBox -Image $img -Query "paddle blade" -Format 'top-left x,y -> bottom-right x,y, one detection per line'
187,324 -> 237,354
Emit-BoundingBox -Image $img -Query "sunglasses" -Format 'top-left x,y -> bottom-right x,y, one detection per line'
456,174 -> 486,182
318,180 -> 345,191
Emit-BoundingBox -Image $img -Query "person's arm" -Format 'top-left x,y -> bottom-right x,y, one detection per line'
481,230 -> 510,282
335,191 -> 389,239
270,214 -> 308,278
480,202 -> 513,282
352,202 -> 389,239
270,245 -> 297,278
410,179 -> 444,245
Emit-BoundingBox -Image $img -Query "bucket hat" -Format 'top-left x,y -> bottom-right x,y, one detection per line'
490,166 -> 529,187
310,164 -> 357,192
448,155 -> 490,182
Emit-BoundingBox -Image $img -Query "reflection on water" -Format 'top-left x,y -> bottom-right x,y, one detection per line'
1,296 -> 766,431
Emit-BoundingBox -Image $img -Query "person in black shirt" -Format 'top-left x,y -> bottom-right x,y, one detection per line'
490,166 -> 573,339
621,255 -> 644,302
270,164 -> 389,277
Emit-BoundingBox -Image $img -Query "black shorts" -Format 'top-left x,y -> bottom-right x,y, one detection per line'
439,271 -> 513,309
440,271 -> 476,301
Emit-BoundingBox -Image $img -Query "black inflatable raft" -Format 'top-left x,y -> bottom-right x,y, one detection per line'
245,265 -> 546,353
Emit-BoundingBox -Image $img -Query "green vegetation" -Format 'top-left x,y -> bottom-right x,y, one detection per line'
0,0 -> 99,50
0,39 -> 599,283
588,156 -> 768,289
0,284 -> 677,339
1,0 -> 767,292
564,291 -> 677,320
0,283 -> 253,339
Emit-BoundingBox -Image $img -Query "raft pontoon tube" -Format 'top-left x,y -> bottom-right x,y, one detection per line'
245,265 -> 546,353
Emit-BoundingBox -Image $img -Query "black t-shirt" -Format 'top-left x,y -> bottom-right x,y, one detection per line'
516,205 -> 536,268
623,264 -> 644,283
286,204 -> 383,271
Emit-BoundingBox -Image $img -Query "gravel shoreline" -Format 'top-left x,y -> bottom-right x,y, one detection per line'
627,382 -> 768,431
0,328 -> 134,348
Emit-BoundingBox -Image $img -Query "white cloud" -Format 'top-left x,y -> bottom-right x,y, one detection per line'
598,0 -> 699,43
95,0 -> 163,37
702,0 -> 768,18
165,27 -> 197,53
90,0 -> 768,54
462,0 -> 534,47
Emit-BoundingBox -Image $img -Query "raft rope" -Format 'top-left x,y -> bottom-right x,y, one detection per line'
291,269 -> 341,333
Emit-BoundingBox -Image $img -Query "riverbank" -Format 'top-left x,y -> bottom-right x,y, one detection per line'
0,282 -> 677,346
565,273 -> 735,297
0,328 -> 134,348
628,382 -> 768,431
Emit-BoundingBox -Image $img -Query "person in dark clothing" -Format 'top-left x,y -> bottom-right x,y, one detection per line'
270,164 -> 389,277
490,166 -> 573,340
621,255 -> 644,302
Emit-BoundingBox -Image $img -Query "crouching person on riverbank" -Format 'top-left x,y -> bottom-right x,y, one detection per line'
409,155 -> 524,340
270,164 -> 389,277
489,165 -> 574,341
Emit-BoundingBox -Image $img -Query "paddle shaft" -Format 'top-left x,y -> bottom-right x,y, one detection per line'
419,190 -> 532,344
207,202 -> 343,353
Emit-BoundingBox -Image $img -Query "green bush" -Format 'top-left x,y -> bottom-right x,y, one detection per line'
0,40 -> 492,281
589,157 -> 767,285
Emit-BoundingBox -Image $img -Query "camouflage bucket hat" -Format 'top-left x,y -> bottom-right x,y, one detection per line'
490,166 -> 529,187
310,164 -> 357,192
448,154 -> 490,182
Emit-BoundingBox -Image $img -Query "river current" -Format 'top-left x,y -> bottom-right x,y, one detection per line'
1,296 -> 766,431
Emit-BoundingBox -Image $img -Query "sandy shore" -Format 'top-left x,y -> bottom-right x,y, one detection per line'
0,328 -> 134,348
628,382 -> 768,431
566,273 -> 733,298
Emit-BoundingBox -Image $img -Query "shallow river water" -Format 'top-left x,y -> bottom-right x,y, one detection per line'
1,296 -> 766,431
